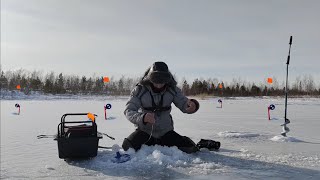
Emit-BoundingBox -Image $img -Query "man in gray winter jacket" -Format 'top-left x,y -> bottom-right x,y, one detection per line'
122,61 -> 200,153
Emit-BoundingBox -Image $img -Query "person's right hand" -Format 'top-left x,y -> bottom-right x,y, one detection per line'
144,113 -> 155,124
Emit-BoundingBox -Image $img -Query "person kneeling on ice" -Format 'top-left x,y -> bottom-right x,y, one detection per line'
122,61 -> 219,154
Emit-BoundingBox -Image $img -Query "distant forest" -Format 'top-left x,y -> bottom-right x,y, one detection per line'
0,69 -> 319,97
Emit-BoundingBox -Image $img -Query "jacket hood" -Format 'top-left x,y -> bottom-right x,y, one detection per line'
139,66 -> 177,87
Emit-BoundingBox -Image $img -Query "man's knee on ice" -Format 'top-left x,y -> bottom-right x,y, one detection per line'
122,138 -> 137,151
178,136 -> 199,154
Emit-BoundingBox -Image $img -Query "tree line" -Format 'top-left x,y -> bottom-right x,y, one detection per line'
0,69 -> 319,97
181,76 -> 319,97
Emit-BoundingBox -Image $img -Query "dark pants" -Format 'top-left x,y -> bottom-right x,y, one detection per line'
122,129 -> 199,154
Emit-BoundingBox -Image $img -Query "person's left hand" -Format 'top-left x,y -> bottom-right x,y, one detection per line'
186,99 -> 196,113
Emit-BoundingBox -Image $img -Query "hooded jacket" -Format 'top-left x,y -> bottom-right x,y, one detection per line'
124,68 -> 199,138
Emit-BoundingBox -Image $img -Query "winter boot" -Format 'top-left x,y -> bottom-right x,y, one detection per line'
196,139 -> 221,151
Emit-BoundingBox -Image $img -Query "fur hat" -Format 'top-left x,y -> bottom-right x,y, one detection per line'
148,62 -> 172,84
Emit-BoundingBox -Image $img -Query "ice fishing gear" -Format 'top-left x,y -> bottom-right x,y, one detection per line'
54,113 -> 103,159
110,144 -> 131,163
268,104 -> 275,120
100,132 -> 115,140
37,135 -> 56,139
15,103 -> 20,115
36,113 -> 116,160
218,99 -> 222,108
143,124 -> 154,144
281,36 -> 293,137
196,139 -> 221,151
104,103 -> 112,120
37,131 -> 114,140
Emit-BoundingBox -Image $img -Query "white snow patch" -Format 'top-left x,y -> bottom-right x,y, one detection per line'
270,135 -> 304,142
218,131 -> 260,138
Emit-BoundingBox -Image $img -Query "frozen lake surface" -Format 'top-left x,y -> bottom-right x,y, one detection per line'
1,96 -> 320,179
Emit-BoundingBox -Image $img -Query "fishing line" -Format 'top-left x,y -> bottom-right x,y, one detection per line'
144,124 -> 154,144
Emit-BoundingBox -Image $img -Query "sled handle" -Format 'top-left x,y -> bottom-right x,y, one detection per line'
59,113 -> 97,137
61,113 -> 97,123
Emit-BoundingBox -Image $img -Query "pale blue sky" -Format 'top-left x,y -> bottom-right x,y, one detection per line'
1,0 -> 319,85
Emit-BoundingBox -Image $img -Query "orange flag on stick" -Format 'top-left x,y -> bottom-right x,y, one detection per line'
219,84 -> 223,89
16,85 -> 21,90
103,76 -> 110,83
267,78 -> 273,84
87,113 -> 95,122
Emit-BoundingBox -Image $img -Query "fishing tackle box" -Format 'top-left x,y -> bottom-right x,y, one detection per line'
54,113 -> 102,159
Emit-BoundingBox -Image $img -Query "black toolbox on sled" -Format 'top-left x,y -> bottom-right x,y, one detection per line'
54,113 -> 102,159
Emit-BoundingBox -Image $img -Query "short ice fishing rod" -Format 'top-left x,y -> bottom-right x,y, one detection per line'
281,36 -> 293,137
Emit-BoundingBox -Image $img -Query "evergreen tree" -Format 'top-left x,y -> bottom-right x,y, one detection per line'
30,77 -> 42,91
235,83 -> 240,96
43,78 -> 54,93
80,76 -> 87,93
0,71 -> 8,90
182,80 -> 190,95
250,84 -> 261,96
70,76 -> 80,94
240,84 -> 246,96
93,77 -> 104,93
65,78 -> 71,93
54,73 -> 66,94
201,80 -> 208,94
262,86 -> 268,96
118,76 -> 125,95
86,77 -> 94,93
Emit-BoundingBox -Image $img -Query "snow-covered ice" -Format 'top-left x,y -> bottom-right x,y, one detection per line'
1,95 -> 320,179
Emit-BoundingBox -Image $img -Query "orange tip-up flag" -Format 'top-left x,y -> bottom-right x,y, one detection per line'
87,113 -> 95,122
103,76 -> 110,83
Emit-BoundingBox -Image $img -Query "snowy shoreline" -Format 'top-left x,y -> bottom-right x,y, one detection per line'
0,90 -> 128,101
1,90 -> 319,101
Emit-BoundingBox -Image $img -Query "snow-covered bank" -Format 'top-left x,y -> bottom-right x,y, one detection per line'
1,90 -> 319,102
0,90 -> 128,101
